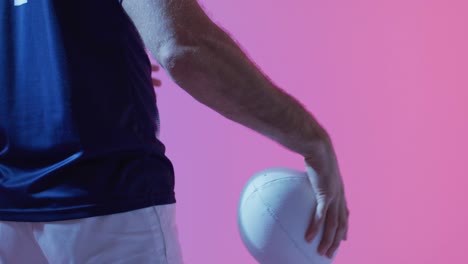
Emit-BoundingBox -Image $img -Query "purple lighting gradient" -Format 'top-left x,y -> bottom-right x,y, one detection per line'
149,0 -> 468,263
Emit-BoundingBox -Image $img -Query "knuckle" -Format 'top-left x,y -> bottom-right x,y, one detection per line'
339,220 -> 348,229
316,195 -> 330,205
338,223 -> 348,230
318,192 -> 334,202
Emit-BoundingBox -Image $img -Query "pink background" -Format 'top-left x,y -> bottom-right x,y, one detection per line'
148,0 -> 468,263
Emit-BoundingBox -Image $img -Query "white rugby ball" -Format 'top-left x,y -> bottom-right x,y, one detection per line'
237,167 -> 337,264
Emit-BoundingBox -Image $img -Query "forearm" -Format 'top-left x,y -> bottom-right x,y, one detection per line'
161,25 -> 330,157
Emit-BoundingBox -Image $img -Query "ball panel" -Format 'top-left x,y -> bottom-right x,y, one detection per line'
238,167 -> 337,263
238,189 -> 314,264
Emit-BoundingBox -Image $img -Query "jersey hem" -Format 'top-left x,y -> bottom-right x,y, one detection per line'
0,192 -> 176,222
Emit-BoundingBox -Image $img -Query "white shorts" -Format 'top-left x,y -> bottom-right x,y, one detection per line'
0,203 -> 185,264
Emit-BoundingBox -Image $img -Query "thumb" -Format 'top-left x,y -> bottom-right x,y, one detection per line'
304,159 -> 326,195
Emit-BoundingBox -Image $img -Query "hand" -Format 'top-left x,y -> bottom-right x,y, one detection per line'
151,60 -> 162,88
145,48 -> 162,88
303,139 -> 350,259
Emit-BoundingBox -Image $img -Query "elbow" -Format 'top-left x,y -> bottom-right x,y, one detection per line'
152,25 -> 226,83
152,24 -> 225,76
159,45 -> 195,72
155,40 -> 202,82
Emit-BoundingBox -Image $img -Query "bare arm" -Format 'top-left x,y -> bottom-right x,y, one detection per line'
122,0 -> 330,159
122,0 -> 348,258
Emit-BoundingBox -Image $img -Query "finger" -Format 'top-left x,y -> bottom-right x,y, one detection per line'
152,78 -> 162,87
325,222 -> 345,259
305,205 -> 317,241
343,199 -> 350,241
326,199 -> 347,258
344,215 -> 349,241
151,63 -> 160,72
305,195 -> 330,243
317,202 -> 339,256
343,212 -> 349,241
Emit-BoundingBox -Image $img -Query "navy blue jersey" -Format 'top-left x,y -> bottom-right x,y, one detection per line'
0,0 -> 176,222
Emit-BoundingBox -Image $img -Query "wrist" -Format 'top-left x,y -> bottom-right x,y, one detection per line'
302,134 -> 336,172
301,129 -> 331,156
